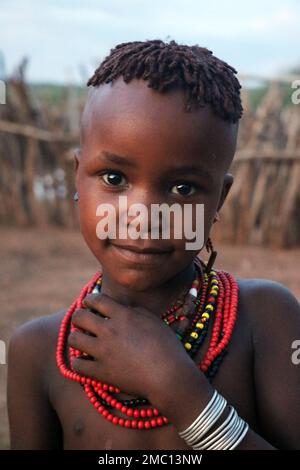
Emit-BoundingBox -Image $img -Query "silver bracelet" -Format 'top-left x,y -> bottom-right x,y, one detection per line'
178,390 -> 226,443
192,406 -> 236,449
229,421 -> 249,450
213,414 -> 243,450
178,390 -> 218,439
195,408 -> 239,449
198,413 -> 248,450
187,395 -> 227,445
178,390 -> 250,450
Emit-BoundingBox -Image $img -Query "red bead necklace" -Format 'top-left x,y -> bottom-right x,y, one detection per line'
56,258 -> 239,429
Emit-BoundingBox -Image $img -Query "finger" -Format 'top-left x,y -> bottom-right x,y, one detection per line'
83,293 -> 128,319
68,329 -> 98,357
72,357 -> 99,379
72,308 -> 104,336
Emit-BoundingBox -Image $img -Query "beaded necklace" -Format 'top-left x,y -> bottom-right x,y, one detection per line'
56,258 -> 238,430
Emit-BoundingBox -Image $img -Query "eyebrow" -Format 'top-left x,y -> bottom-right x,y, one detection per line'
97,151 -> 214,183
97,151 -> 138,167
168,165 -> 214,184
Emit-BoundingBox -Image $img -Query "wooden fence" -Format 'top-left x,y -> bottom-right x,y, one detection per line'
0,60 -> 80,227
214,82 -> 300,247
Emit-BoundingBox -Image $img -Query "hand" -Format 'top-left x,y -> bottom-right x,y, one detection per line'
68,292 -> 195,402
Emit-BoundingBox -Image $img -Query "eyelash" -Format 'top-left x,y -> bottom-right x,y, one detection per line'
97,170 -> 200,197
170,181 -> 199,197
97,169 -> 128,189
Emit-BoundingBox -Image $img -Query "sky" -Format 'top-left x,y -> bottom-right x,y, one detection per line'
0,0 -> 300,84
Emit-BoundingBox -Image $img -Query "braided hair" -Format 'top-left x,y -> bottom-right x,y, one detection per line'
87,39 -> 243,123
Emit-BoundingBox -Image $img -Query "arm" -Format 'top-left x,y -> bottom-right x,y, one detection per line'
251,280 -> 300,449
150,355 -> 276,450
150,281 -> 300,450
7,318 -> 63,449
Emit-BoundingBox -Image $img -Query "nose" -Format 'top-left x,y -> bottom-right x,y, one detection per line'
119,188 -> 166,238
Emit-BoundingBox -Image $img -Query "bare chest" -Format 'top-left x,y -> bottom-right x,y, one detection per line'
48,303 -> 259,450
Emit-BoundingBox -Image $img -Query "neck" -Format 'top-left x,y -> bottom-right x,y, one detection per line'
99,259 -> 201,317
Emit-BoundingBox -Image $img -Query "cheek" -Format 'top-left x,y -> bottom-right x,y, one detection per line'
170,200 -> 214,250
78,193 -> 99,241
79,206 -> 105,262
77,179 -> 113,255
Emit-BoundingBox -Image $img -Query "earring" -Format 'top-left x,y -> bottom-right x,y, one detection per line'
204,237 -> 217,275
73,192 -> 79,202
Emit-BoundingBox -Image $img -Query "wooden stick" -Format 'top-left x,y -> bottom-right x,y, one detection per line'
0,119 -> 77,142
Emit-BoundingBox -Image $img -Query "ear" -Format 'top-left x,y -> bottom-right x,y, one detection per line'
217,173 -> 234,212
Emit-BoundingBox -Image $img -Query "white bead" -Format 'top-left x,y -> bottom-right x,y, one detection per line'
189,287 -> 198,298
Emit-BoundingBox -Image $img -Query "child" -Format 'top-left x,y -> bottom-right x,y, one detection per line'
7,39 -> 300,450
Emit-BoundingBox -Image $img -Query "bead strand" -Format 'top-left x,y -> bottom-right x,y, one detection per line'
56,260 -> 239,429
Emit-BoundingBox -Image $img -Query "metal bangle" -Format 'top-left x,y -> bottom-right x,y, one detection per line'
187,395 -> 227,445
205,411 -> 240,449
212,415 -> 243,449
178,390 -> 218,439
179,390 -> 250,451
192,406 -> 236,449
229,422 -> 249,450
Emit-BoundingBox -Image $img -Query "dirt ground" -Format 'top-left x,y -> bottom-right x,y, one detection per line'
0,227 -> 299,449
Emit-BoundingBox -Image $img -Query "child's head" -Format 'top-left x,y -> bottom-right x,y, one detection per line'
75,39 -> 243,291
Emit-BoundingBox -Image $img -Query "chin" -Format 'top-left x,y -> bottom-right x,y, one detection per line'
111,268 -> 163,292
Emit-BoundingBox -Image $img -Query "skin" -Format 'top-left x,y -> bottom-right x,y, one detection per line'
7,77 -> 300,450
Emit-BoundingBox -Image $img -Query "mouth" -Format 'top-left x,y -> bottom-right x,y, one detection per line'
109,242 -> 174,266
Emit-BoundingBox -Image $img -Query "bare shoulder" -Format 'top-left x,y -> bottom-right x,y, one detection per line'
236,277 -> 300,344
9,309 -> 66,350
237,277 -> 300,318
7,310 -> 67,449
235,278 -> 300,449
8,309 -> 67,382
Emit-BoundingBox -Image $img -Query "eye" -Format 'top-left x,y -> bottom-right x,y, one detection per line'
170,182 -> 197,197
101,171 -> 127,187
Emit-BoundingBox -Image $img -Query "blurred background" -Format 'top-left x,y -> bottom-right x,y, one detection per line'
0,0 -> 300,449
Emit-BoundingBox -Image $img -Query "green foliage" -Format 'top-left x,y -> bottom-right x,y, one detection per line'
28,83 -> 86,106
27,81 -> 297,111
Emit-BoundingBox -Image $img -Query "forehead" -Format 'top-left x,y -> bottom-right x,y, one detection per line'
80,77 -> 237,172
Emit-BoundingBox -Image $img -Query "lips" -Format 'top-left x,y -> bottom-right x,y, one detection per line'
110,241 -> 174,254
109,241 -> 174,265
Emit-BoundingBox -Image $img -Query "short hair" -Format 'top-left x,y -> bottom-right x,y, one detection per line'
87,39 -> 243,123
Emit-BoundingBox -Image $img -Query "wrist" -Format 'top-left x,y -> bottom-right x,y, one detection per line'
148,356 -> 214,431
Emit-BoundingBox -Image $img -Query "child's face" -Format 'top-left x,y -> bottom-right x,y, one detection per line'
75,77 -> 238,291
